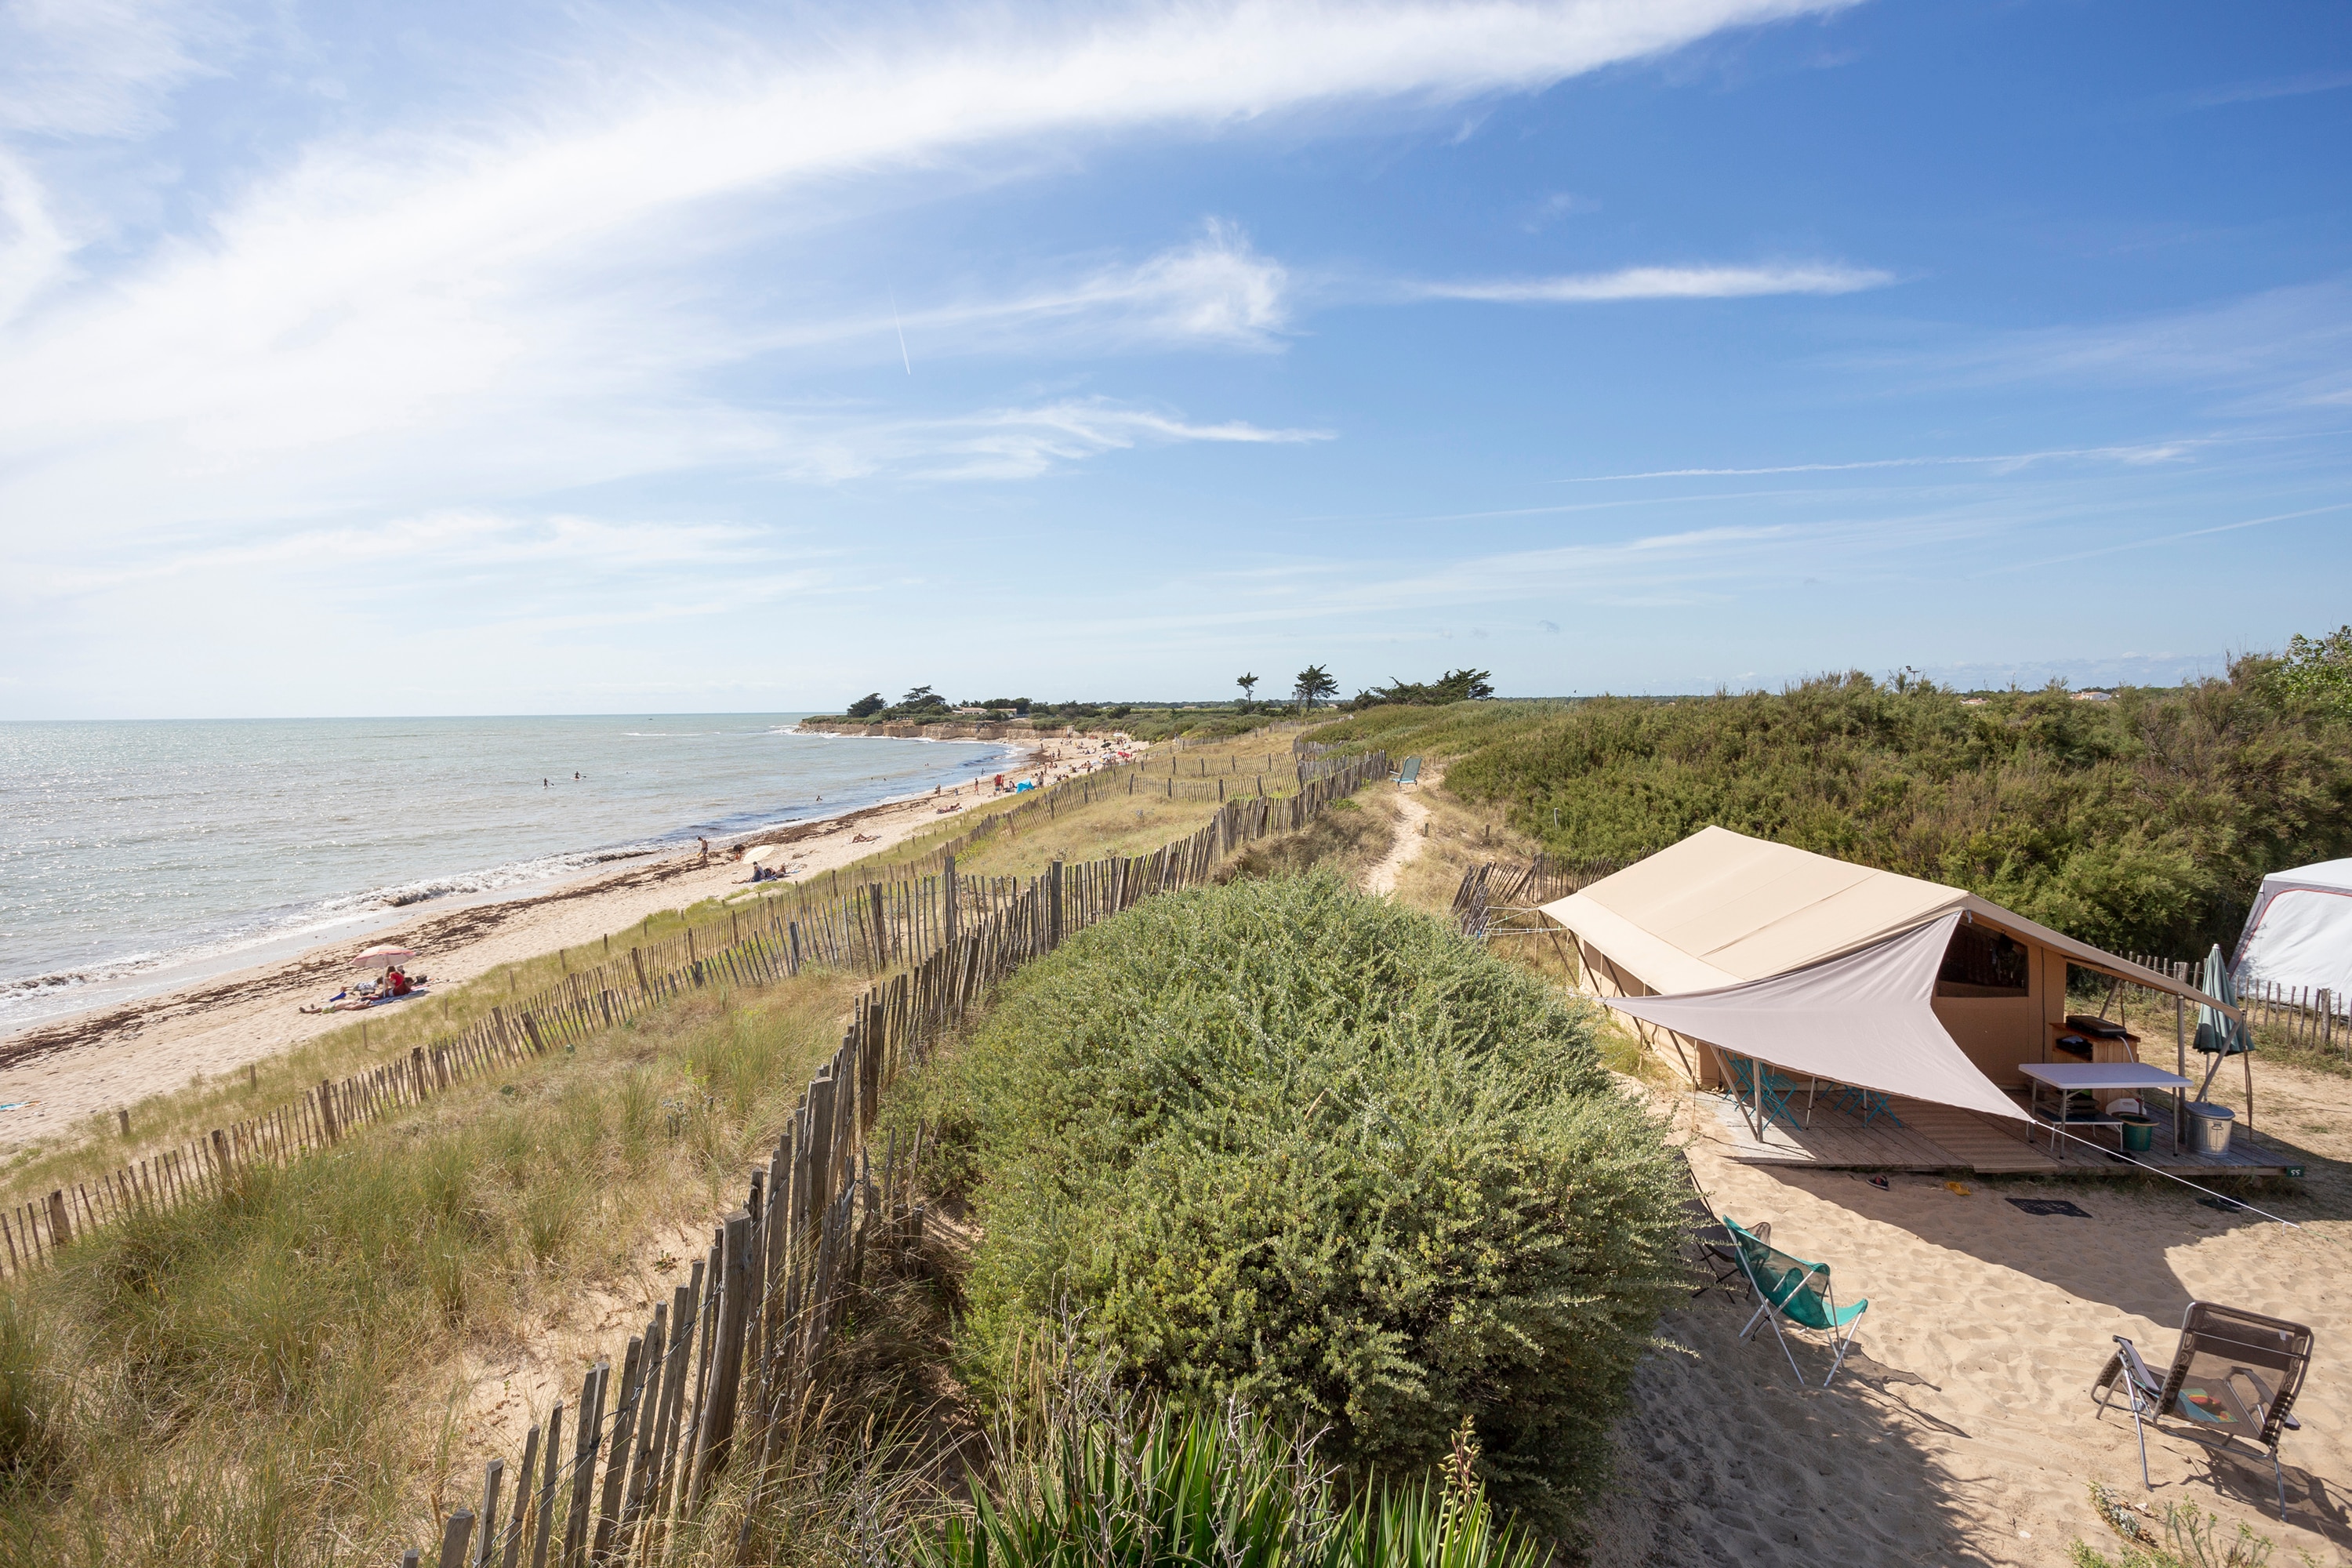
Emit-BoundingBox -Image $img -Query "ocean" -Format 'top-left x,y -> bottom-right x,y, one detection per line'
0,715 -> 1009,1036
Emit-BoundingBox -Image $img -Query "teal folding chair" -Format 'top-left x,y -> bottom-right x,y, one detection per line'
1723,1055 -> 1807,1133
1724,1217 -> 1870,1388
1830,1082 -> 1905,1128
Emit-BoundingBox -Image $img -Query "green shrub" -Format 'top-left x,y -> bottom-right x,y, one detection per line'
935,876 -> 1685,1531
1312,667 -> 2352,956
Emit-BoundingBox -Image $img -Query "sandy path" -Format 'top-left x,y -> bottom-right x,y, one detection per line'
0,741 -> 1091,1152
1364,779 -> 1432,896
1585,1062 -> 2352,1567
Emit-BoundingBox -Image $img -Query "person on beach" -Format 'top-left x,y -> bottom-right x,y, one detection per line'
698,836 -> 710,864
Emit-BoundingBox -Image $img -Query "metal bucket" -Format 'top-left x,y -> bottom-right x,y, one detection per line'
2186,1102 -> 2234,1156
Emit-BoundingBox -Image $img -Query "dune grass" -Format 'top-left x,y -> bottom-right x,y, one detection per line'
0,965 -> 862,1565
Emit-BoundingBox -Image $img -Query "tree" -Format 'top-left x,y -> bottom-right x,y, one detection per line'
1355,668 -> 1495,709
846,691 -> 885,718
1236,672 -> 1259,710
2279,626 -> 2352,716
899,684 -> 947,711
1293,664 -> 1337,712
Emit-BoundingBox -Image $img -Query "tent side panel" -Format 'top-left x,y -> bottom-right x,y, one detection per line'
1931,994 -> 2042,1086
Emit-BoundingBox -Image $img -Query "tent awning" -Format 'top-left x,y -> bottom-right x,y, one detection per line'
1599,913 -> 2031,1123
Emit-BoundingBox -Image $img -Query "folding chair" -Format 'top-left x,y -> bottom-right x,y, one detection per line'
1828,1082 -> 1905,1128
2094,1301 -> 2313,1519
1680,1169 -> 1763,1298
1724,1217 -> 1868,1387
1722,1055 -> 1808,1134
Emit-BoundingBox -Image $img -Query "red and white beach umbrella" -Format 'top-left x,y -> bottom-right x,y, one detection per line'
352,944 -> 417,971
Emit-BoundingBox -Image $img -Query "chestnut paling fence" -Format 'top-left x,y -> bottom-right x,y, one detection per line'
1449,854 -> 1629,941
2121,953 -> 2346,1056
0,742 -> 1389,1566
0,741 -> 1377,1278
395,746 -> 1388,1567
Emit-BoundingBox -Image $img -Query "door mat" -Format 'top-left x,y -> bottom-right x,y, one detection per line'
2007,1197 -> 2092,1218
2198,1195 -> 2248,1214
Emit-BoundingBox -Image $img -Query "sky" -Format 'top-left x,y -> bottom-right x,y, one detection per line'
2,0 -> 2349,718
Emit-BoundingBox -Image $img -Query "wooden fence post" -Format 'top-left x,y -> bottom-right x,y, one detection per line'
318,1080 -> 339,1144
688,1209 -> 755,1507
1047,858 -> 1063,949
45,1190 -> 69,1248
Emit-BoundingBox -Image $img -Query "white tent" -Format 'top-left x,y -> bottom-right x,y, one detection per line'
2232,858 -> 2352,1003
1540,826 -> 2234,1123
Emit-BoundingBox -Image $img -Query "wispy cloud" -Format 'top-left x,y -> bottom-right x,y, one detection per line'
775,397 -> 1330,483
2185,70 -> 2352,110
1559,440 -> 2203,481
1415,261 -> 1892,303
0,0 -> 1854,546
1860,280 -> 2352,410
0,0 -> 230,137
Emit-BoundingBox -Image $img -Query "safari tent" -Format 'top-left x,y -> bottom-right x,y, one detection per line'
1539,826 -> 2234,1123
2231,857 -> 2352,1005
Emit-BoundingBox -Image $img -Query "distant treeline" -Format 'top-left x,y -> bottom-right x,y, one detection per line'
1312,659 -> 2352,958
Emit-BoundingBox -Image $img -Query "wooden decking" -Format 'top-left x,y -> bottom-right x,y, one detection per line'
1695,1084 -> 2305,1178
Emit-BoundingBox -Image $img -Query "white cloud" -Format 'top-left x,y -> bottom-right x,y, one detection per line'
1861,280 -> 2352,410
0,0 -> 227,137
768,397 -> 1330,483
1417,261 -> 1893,303
0,0 -> 1853,545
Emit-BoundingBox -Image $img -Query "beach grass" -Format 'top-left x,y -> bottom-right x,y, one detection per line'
0,962 -> 863,1564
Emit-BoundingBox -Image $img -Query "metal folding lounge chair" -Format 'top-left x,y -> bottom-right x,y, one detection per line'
2094,1301 -> 2313,1519
1724,1217 -> 1868,1388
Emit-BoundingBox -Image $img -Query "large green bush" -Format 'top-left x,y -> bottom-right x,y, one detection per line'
931,876 -> 1685,1531
1310,665 -> 2352,957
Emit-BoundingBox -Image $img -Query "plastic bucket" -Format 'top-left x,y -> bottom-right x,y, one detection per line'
2186,1102 -> 2234,1156
2117,1113 -> 2155,1154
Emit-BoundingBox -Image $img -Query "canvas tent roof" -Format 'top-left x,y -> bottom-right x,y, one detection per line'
1537,827 -> 2236,1125
2230,857 -> 2352,1000
1541,826 -> 2230,1013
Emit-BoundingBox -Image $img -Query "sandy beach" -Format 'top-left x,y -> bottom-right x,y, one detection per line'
1586,1052 -> 2352,1566
0,731 -> 1115,1152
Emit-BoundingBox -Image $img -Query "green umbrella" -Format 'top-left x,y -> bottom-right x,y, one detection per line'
2193,942 -> 2253,1101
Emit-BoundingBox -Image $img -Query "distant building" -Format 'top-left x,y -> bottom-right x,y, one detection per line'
2073,689 -> 2114,702
1961,697 -> 1987,706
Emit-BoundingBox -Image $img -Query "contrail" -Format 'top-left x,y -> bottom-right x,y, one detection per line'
891,289 -> 911,374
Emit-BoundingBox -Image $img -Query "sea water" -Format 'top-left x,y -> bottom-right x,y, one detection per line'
0,715 -> 1008,1036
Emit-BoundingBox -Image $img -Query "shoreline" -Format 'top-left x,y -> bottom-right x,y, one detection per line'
0,737 -> 1078,1151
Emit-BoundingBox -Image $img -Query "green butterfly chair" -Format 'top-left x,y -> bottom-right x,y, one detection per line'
1724,1217 -> 1870,1388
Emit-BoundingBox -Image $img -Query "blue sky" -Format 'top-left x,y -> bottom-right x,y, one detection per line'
3,0 -> 2348,717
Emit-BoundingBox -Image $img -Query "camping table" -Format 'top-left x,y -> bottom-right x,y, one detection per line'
2018,1062 -> 2190,1159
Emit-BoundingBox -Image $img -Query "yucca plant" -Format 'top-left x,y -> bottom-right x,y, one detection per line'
919,1398 -> 1541,1568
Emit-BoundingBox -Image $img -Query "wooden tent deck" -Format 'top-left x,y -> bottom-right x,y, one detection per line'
1699,1089 -> 2303,1178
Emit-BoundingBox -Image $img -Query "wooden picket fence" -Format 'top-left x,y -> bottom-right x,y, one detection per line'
1450,854 -> 1628,940
395,746 -> 1389,1566
0,741 -> 1388,1565
2122,953 -> 2344,1055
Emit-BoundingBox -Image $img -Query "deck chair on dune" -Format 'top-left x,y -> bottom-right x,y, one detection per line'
1724,1217 -> 1868,1388
1680,1170 -> 1763,1298
2095,1301 -> 2313,1519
